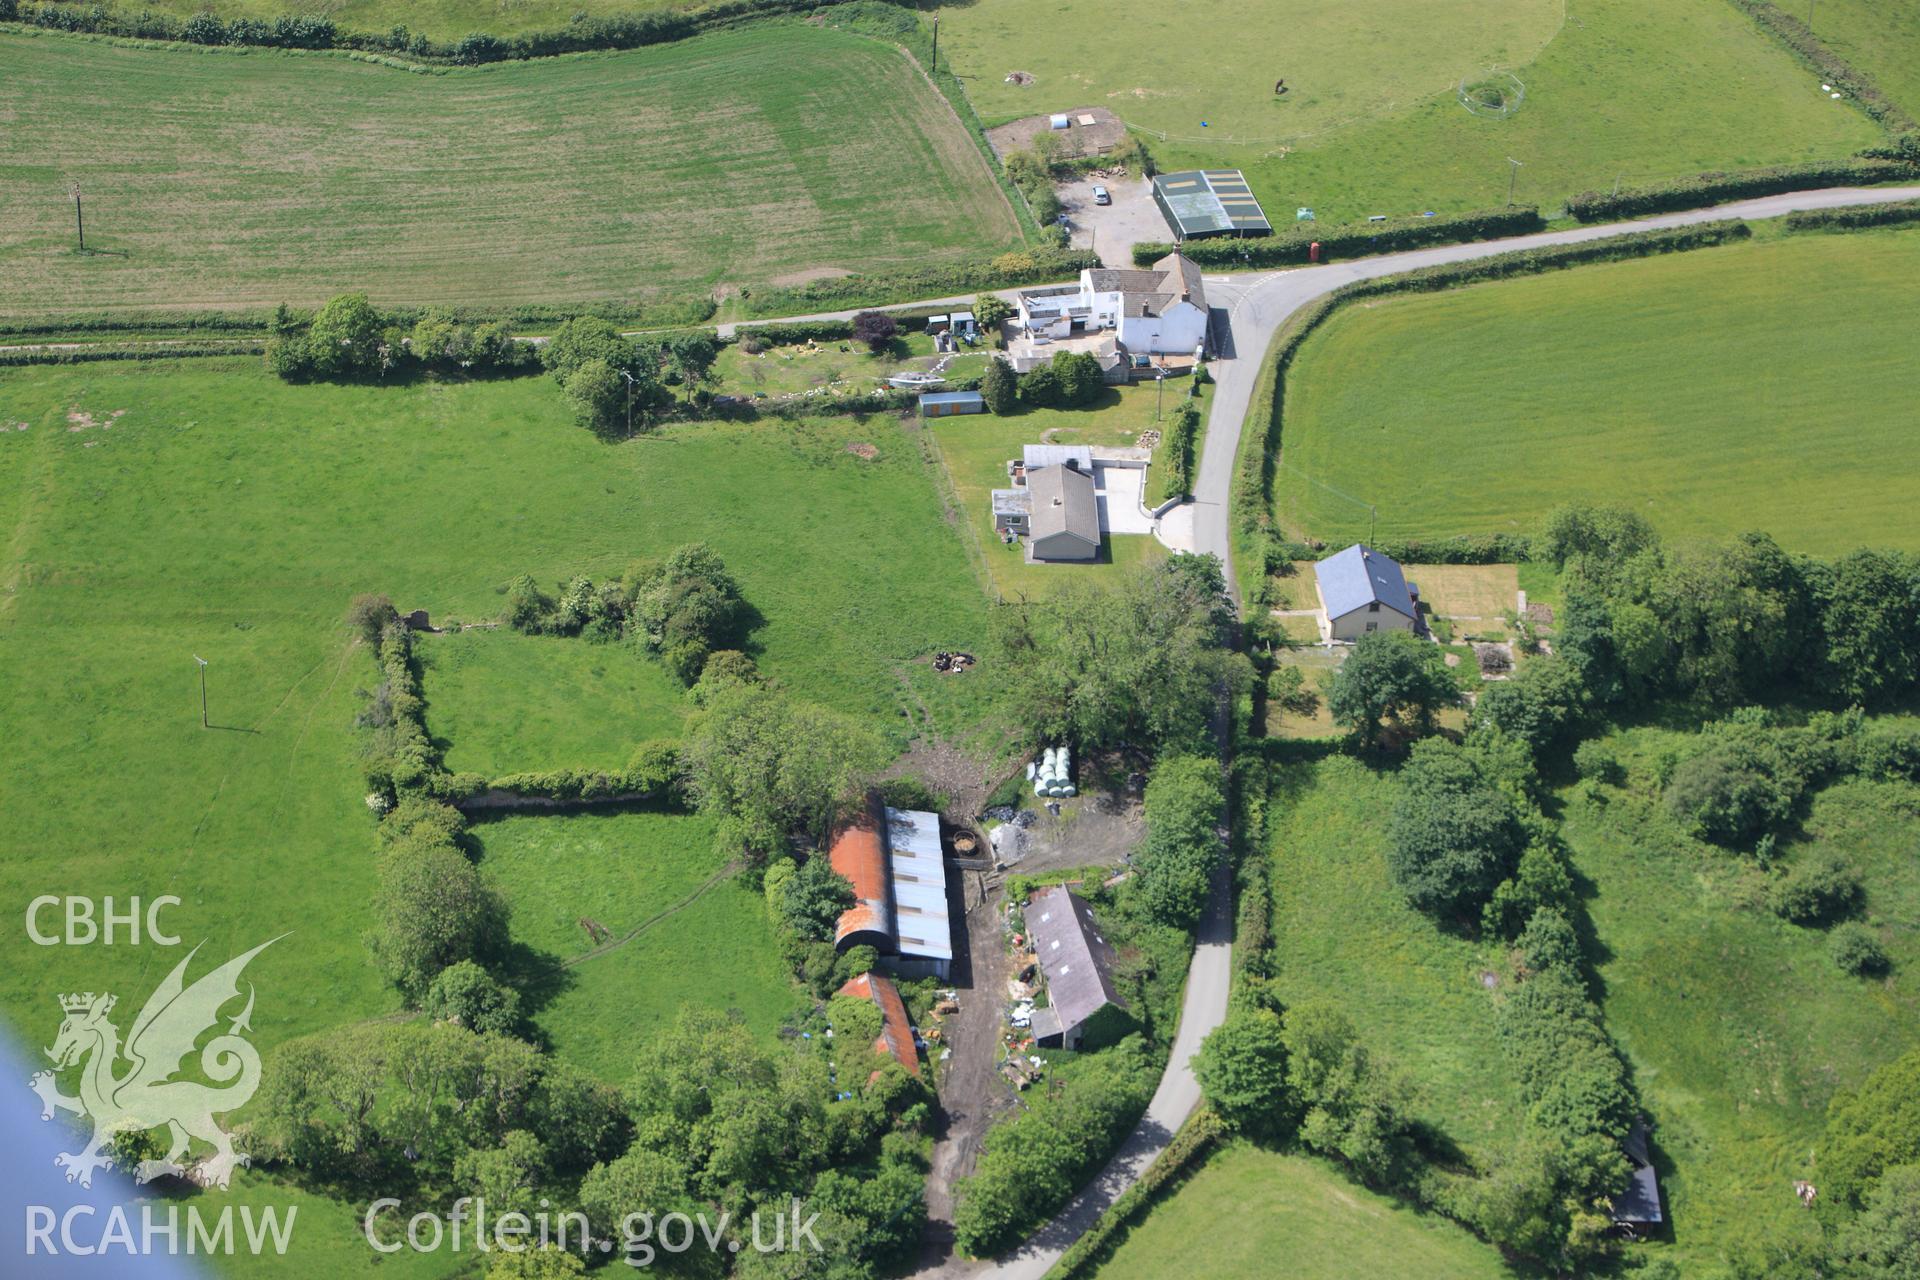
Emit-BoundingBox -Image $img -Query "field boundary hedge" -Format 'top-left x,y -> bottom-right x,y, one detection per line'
1784,196 -> 1920,232
1725,0 -> 1920,136
1235,221 -> 1753,559
1566,159 -> 1918,221
1,0 -> 859,64
1044,1108 -> 1226,1280
0,341 -> 265,366
1131,207 -> 1545,269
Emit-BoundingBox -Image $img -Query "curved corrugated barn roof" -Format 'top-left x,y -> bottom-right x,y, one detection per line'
837,972 -> 920,1076
829,813 -> 894,951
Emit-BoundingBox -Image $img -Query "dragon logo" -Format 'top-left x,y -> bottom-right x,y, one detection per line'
28,937 -> 280,1190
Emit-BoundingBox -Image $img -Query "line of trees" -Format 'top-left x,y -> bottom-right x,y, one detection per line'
267,295 -> 535,381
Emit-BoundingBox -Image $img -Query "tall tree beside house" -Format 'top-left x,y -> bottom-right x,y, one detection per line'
1327,629 -> 1459,747
1017,362 -> 1062,408
973,293 -> 1014,337
980,357 -> 1017,414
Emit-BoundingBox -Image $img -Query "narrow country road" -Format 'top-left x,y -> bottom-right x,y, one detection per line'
914,181 -> 1920,1280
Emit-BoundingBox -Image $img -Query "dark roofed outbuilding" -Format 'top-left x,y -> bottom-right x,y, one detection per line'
1026,886 -> 1128,1049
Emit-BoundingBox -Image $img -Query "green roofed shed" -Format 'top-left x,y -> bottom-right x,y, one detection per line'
1152,169 -> 1273,240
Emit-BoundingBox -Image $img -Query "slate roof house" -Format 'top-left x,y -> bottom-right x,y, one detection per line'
828,801 -> 954,979
1313,543 -> 1419,642
1025,886 -> 1129,1050
1026,459 -> 1100,562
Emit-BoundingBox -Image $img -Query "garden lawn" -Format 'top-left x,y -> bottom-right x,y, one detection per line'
947,0 -> 1877,223
928,383 -> 1174,600
1561,731 -> 1920,1270
1264,756 -> 1525,1157
715,330 -> 992,400
0,24 -> 1019,316
470,808 -> 800,1076
1275,229 -> 1920,555
422,628 -> 689,777
1091,1143 -> 1521,1280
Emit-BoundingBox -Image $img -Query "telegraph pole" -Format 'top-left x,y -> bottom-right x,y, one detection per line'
72,185 -> 85,253
193,656 -> 208,728
1506,157 -> 1523,206
930,14 -> 939,74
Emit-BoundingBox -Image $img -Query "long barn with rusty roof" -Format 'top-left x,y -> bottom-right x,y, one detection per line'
827,801 -> 954,979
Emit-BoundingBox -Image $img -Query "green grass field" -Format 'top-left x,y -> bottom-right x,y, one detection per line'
0,354 -> 1001,1082
471,808 -> 802,1075
1092,1143 -> 1520,1280
0,23 -> 1019,316
423,628 -> 689,776
1804,0 -> 1920,126
1264,756 -> 1526,1158
948,0 -> 1879,223
1275,228 -> 1920,556
0,356 -> 1005,1271
1559,731 -> 1920,1270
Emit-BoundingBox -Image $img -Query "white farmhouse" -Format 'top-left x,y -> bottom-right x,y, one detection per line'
1015,252 -> 1209,357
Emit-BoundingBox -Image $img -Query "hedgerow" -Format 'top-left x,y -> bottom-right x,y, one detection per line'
1131,206 -> 1545,269
1784,197 -> 1920,233
1566,159 -> 1918,221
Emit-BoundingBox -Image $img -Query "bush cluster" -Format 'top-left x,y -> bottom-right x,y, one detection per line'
1158,400 -> 1200,499
482,743 -> 680,805
1130,206 -> 1545,269
504,544 -> 750,684
952,1037 -> 1160,1257
1566,160 -> 1917,221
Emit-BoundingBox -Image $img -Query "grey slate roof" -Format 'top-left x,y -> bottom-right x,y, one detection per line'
1613,1164 -> 1664,1225
1092,254 -> 1207,319
1315,543 -> 1416,621
1028,464 -> 1098,549
1026,886 -> 1125,1038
